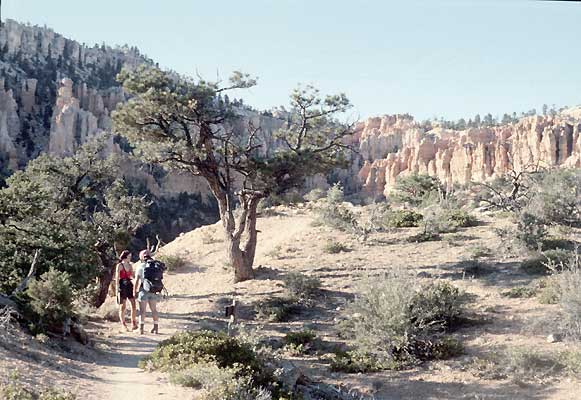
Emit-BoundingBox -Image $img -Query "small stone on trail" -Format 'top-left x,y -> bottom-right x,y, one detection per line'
547,334 -> 562,343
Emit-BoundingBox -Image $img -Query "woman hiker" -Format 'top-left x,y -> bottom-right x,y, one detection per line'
114,250 -> 138,331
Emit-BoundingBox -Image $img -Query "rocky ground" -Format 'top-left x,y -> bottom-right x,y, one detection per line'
1,204 -> 581,399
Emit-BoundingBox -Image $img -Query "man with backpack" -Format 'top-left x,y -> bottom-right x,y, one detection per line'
133,249 -> 165,335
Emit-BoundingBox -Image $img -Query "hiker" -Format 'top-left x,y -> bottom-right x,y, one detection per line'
134,249 -> 165,334
114,250 -> 138,331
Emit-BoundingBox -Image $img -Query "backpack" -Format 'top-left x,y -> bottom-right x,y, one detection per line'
142,259 -> 165,294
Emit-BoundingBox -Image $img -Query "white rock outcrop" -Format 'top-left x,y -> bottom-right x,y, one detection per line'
356,111 -> 581,198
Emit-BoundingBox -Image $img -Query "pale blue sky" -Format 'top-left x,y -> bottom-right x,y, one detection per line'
3,0 -> 580,120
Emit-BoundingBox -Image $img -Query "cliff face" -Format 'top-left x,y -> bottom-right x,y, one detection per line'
356,112 -> 581,198
0,19 -> 147,169
0,20 -> 302,196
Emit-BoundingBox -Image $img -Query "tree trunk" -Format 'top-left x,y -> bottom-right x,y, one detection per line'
94,248 -> 115,308
226,234 -> 254,282
242,197 -> 260,267
217,195 -> 261,283
207,177 -> 261,283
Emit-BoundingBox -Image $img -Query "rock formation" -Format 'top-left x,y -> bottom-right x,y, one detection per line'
356,112 -> 581,198
0,80 -> 20,170
48,78 -> 103,156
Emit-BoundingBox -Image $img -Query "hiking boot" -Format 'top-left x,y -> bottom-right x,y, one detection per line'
150,324 -> 158,334
139,324 -> 144,335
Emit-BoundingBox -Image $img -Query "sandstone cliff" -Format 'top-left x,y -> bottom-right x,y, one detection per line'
356,111 -> 581,198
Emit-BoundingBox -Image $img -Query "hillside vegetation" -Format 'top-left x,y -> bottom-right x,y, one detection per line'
3,171 -> 581,399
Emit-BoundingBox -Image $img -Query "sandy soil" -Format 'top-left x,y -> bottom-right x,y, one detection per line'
2,205 -> 581,399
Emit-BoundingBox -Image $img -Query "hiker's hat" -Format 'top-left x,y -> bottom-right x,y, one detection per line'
139,249 -> 151,259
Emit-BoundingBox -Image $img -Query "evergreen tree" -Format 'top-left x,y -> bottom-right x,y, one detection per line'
0,138 -> 148,306
483,113 -> 494,127
113,66 -> 353,282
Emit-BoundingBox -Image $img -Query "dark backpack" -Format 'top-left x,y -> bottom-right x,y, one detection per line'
142,259 -> 165,294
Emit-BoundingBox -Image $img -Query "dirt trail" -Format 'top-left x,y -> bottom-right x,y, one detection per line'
87,215 -> 313,400
91,335 -> 189,400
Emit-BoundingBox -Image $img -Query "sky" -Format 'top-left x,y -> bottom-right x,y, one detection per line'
2,0 -> 580,121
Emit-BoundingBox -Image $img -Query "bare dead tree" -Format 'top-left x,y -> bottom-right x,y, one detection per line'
478,160 -> 543,212
0,249 -> 41,314
13,250 -> 40,294
146,234 -> 163,255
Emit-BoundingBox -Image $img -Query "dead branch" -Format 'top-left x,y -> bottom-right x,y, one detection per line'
149,234 -> 163,255
13,250 -> 40,294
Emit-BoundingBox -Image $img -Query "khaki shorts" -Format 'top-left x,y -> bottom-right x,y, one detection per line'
137,290 -> 161,303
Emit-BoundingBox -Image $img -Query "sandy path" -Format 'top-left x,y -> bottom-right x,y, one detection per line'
91,337 -> 190,400
86,216 -> 313,400
89,300 -> 196,400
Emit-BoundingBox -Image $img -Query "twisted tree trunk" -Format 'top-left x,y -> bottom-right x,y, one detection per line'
210,178 -> 262,282
94,244 -> 115,308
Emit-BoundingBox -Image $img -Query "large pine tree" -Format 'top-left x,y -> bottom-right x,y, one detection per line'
113,66 -> 353,282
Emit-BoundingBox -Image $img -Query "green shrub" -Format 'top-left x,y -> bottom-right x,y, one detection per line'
470,348 -> 564,382
282,272 -> 321,302
255,297 -> 300,322
140,330 -> 279,396
392,174 -> 443,206
559,350 -> 581,375
0,380 -> 34,400
503,348 -> 563,382
383,209 -> 423,228
526,169 -> 581,227
542,237 -> 577,251
431,337 -> 464,360
330,336 -> 463,374
515,212 -> 547,251
340,273 -> 463,368
0,373 -> 76,400
467,245 -> 491,259
445,208 -> 479,228
169,362 -> 272,400
410,282 -> 463,330
406,231 -> 441,243
521,249 -> 571,275
283,330 -> 317,355
38,390 -> 77,400
326,183 -> 345,205
303,188 -> 326,202
502,287 -> 537,299
323,241 -> 350,254
330,350 -> 396,373
141,330 -> 259,371
537,276 -> 561,304
317,203 -> 360,233
470,347 -> 564,382
284,330 -> 316,347
553,255 -> 581,339
27,268 -> 73,329
157,254 -> 188,272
